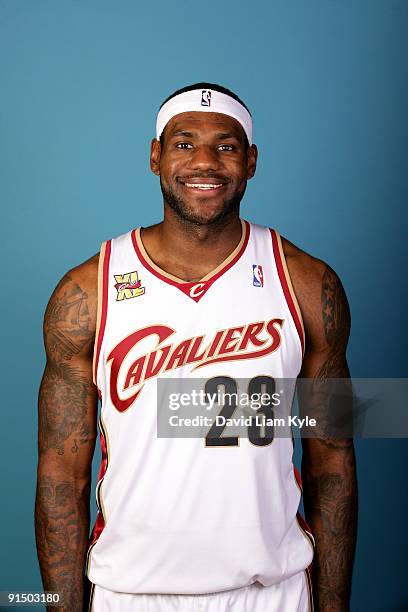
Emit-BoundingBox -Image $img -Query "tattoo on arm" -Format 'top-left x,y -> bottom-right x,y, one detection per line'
38,363 -> 92,456
44,274 -> 92,362
39,273 -> 96,456
315,267 -> 351,379
302,265 -> 358,611
302,448 -> 358,610
35,474 -> 90,611
36,271 -> 97,610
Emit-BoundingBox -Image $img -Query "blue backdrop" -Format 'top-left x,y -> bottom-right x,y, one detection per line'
0,1 -> 406,610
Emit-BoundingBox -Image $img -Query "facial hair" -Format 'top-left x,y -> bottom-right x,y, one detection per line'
160,177 -> 247,226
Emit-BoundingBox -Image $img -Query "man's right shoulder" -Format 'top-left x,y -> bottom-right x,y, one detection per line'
67,252 -> 99,295
43,253 -> 100,355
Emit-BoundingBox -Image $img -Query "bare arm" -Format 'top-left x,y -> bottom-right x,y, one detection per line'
285,242 -> 358,611
35,257 -> 98,611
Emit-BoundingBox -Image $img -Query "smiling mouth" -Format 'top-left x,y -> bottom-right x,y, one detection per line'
184,182 -> 224,190
178,178 -> 227,191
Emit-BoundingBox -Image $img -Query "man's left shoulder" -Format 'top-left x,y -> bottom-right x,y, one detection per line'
279,235 -> 350,336
280,235 -> 326,299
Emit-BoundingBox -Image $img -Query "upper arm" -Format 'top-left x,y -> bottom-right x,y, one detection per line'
38,255 -> 99,480
283,238 -> 353,460
299,264 -> 350,380
282,237 -> 351,379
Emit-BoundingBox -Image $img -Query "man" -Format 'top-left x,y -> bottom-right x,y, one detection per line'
35,83 -> 357,611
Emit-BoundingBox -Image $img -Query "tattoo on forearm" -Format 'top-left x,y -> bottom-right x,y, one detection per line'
303,447 -> 358,611
35,474 -> 90,611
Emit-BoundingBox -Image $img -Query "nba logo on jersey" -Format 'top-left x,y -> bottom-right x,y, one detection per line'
252,264 -> 264,287
201,90 -> 211,106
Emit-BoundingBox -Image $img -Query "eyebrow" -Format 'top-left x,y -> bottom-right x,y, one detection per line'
170,130 -> 240,140
171,130 -> 195,138
215,132 -> 238,140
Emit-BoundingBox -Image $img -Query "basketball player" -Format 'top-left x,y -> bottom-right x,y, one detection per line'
35,83 -> 357,611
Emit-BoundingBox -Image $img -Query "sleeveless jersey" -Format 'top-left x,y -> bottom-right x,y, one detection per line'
86,220 -> 314,595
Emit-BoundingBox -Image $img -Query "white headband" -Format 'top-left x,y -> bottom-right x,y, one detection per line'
156,88 -> 253,145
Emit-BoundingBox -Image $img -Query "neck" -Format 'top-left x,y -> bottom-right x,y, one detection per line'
140,207 -> 243,282
163,203 -> 241,245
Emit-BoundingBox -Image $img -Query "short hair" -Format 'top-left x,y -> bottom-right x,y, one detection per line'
159,82 -> 251,149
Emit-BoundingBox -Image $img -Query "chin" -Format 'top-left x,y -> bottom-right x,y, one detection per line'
179,209 -> 224,226
163,184 -> 241,226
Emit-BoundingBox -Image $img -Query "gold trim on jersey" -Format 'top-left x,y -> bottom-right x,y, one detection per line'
86,412 -> 110,578
135,219 -> 247,283
96,447 -> 108,521
295,514 -> 315,558
94,414 -> 109,524
92,241 -> 107,386
274,231 -> 306,354
87,581 -> 95,612
293,470 -> 315,554
304,567 -> 315,612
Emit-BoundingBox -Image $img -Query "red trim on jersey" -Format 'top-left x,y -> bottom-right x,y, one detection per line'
293,464 -> 315,562
297,508 -> 315,575
270,229 -> 305,355
86,418 -> 109,574
297,510 -> 314,541
294,464 -> 303,490
87,582 -> 95,612
131,221 -> 251,302
89,507 -> 106,546
88,243 -> 111,572
93,240 -> 112,385
305,566 -> 315,609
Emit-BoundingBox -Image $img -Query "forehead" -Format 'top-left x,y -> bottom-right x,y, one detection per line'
164,111 -> 245,140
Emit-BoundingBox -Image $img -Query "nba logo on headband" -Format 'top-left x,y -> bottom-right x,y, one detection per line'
201,90 -> 211,107
156,87 -> 253,144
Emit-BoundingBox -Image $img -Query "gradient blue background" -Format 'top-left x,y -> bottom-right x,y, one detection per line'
0,1 -> 407,610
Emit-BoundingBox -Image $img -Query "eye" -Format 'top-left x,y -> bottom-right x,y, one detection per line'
176,142 -> 193,149
218,144 -> 234,152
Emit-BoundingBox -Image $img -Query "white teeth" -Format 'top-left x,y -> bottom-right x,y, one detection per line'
184,183 -> 223,190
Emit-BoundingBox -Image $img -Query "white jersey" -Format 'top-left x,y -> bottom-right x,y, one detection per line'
86,219 -> 314,595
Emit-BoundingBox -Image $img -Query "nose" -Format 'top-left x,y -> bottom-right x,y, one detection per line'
186,144 -> 221,172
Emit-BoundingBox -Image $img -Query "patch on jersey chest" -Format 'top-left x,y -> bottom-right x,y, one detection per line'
114,271 -> 145,301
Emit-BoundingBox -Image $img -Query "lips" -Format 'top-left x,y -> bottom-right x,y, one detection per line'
178,178 -> 228,191
184,182 -> 224,190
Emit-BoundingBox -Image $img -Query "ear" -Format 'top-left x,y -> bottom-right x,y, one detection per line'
246,144 -> 258,180
150,139 -> 161,176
